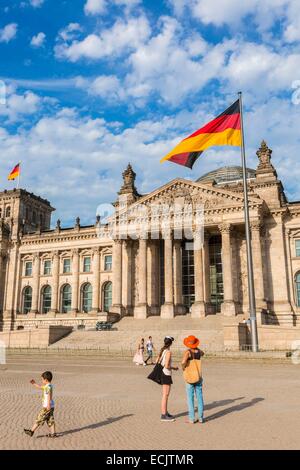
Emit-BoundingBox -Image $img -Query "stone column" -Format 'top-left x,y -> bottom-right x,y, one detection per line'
2,244 -> 18,329
147,241 -> 160,315
161,235 -> 175,319
267,214 -> 292,323
204,232 -> 213,313
50,251 -> 59,315
0,250 -> 6,314
111,240 -> 123,315
122,240 -> 133,315
92,248 -> 100,314
251,221 -> 267,313
219,223 -> 237,316
191,238 -> 206,318
31,253 -> 40,314
173,240 -> 186,315
71,249 -> 79,314
135,238 -> 148,319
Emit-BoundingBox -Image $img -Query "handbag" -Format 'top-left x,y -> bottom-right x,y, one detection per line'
183,350 -> 202,385
147,355 -> 164,385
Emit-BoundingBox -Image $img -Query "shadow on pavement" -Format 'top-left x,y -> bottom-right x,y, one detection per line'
205,397 -> 245,411
174,397 -> 246,419
37,414 -> 134,438
206,397 -> 265,422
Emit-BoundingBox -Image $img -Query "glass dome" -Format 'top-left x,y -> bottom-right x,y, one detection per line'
197,166 -> 255,184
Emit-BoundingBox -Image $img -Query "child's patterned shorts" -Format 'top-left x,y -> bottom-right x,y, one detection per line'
35,408 -> 55,427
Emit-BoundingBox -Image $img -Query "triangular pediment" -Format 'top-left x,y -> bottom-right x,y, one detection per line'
124,178 -> 262,213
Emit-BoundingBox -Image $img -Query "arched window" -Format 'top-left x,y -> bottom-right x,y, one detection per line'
295,272 -> 300,307
23,286 -> 32,314
61,284 -> 72,313
103,282 -> 112,313
82,283 -> 92,313
5,206 -> 11,218
41,285 -> 52,314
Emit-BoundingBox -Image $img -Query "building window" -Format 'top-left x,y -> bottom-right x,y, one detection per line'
83,256 -> 91,273
61,284 -> 72,313
103,282 -> 112,312
82,283 -> 92,313
41,285 -> 52,314
182,241 -> 195,310
40,214 -> 44,227
0,208 -> 2,218
63,258 -> 71,273
104,255 -> 112,271
5,206 -> 11,218
44,260 -> 52,275
25,261 -> 33,277
296,240 -> 300,257
32,211 -> 37,224
296,273 -> 300,307
23,286 -> 32,314
209,235 -> 224,313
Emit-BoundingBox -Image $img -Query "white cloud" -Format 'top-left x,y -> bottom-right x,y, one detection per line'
0,90 -> 41,121
84,0 -> 141,15
168,0 -> 296,37
84,0 -> 106,15
30,0 -> 45,7
30,32 -> 46,47
58,23 -> 82,42
0,23 -> 18,43
125,16 -> 234,105
89,75 -> 125,101
55,16 -> 151,62
223,42 -> 300,97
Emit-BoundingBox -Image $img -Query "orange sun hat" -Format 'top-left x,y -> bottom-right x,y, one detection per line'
183,335 -> 200,349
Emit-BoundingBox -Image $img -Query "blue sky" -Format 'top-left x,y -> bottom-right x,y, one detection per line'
1,0 -> 300,226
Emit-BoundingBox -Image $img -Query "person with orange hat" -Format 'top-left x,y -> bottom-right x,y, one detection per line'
181,335 -> 205,424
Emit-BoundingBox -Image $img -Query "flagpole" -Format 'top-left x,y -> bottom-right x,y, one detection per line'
238,91 -> 259,353
17,161 -> 21,190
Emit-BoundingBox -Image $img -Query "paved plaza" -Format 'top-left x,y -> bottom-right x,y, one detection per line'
0,354 -> 300,450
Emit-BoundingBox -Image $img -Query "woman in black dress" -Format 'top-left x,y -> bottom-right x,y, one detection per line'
156,336 -> 178,422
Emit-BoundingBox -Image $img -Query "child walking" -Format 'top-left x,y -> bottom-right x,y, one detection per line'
24,371 -> 57,438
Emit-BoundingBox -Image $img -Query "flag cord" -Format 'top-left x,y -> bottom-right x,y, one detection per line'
238,92 -> 259,353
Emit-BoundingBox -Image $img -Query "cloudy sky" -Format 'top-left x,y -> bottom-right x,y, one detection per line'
1,0 -> 300,226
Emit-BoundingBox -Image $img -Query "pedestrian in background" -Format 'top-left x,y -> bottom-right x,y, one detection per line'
145,336 -> 155,365
133,338 -> 146,366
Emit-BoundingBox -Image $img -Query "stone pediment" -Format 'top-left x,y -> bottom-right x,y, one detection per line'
123,178 -> 262,214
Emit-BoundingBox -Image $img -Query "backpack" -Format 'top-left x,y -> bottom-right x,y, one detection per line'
183,350 -> 202,384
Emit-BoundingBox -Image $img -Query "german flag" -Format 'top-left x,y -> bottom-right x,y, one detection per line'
160,100 -> 241,169
8,163 -> 20,181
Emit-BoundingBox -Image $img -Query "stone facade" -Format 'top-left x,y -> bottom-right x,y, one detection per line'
1,141 -> 300,333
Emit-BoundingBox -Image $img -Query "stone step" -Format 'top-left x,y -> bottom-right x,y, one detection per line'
49,314 -> 241,352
